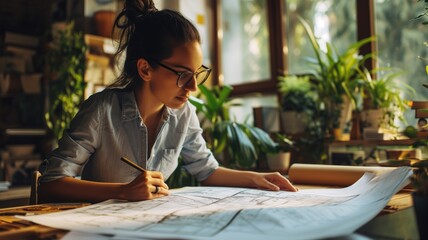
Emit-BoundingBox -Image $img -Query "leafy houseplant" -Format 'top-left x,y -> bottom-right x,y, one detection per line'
166,85 -> 278,188
278,75 -> 317,135
298,16 -> 373,138
45,22 -> 87,142
266,134 -> 294,172
278,75 -> 317,113
189,84 -> 277,169
358,68 -> 415,129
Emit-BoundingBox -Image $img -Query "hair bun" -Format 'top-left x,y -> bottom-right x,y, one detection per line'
126,0 -> 157,21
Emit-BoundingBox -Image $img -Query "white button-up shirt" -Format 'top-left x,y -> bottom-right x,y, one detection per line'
40,88 -> 219,184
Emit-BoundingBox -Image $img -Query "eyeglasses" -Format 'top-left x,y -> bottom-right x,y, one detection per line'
156,62 -> 212,88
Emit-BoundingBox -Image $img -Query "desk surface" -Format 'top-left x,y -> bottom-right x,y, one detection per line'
0,190 -> 418,240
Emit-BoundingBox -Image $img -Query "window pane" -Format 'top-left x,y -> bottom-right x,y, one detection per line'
156,0 -> 212,66
221,0 -> 271,85
374,0 -> 427,125
179,0 -> 212,67
285,0 -> 357,74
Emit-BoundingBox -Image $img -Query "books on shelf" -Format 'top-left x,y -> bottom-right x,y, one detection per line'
4,32 -> 39,48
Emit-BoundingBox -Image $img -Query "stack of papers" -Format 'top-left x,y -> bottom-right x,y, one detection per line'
20,167 -> 412,240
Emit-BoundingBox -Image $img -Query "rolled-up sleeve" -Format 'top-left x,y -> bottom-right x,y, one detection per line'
39,95 -> 102,182
180,107 -> 219,182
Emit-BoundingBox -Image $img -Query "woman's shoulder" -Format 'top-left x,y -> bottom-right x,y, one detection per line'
85,88 -> 131,105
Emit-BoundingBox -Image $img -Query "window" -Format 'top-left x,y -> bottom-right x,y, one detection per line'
285,0 -> 357,74
221,0 -> 271,85
374,0 -> 427,103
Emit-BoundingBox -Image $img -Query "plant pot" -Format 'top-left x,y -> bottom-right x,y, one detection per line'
412,192 -> 428,240
94,10 -> 116,38
281,111 -> 309,134
361,109 -> 386,129
338,95 -> 353,132
267,152 -> 291,173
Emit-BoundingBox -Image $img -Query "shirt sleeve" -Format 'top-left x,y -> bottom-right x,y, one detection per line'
180,105 -> 219,182
39,94 -> 103,182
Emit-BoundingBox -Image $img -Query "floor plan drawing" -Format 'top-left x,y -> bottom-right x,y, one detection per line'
22,167 -> 412,240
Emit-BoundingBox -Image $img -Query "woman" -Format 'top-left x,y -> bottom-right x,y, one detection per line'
39,0 -> 297,203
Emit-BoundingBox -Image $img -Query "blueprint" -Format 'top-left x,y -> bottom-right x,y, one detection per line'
21,167 -> 412,240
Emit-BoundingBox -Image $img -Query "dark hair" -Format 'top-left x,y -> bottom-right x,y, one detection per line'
110,0 -> 201,88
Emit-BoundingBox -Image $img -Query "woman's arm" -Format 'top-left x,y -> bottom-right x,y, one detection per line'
39,171 -> 169,203
201,167 -> 298,192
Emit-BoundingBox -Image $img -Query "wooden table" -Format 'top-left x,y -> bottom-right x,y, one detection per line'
0,203 -> 89,239
0,190 -> 417,240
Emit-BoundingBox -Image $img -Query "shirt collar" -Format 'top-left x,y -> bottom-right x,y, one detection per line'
121,89 -> 174,122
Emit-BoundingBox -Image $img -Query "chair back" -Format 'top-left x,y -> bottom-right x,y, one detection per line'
29,170 -> 41,205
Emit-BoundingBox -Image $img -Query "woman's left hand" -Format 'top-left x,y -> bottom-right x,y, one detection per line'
251,172 -> 298,192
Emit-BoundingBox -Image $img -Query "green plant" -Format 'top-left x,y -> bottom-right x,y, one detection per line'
189,84 -> 277,169
358,68 -> 415,128
270,133 -> 294,154
45,22 -> 87,142
278,75 -> 317,113
298,16 -> 373,132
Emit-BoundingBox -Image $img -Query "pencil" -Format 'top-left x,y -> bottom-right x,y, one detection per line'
120,157 -> 146,172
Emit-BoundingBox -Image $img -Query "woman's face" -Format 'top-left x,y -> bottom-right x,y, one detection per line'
148,41 -> 203,109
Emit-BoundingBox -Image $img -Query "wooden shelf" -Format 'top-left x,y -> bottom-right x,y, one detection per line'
0,186 -> 30,208
330,139 -> 416,147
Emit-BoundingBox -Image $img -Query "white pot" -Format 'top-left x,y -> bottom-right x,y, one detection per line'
281,111 -> 309,134
267,152 -> 291,172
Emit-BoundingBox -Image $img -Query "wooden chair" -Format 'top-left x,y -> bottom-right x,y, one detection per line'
29,170 -> 42,205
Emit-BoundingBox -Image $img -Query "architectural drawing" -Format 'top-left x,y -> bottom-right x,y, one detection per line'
22,167 -> 412,240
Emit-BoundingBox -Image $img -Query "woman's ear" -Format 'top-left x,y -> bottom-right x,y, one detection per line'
137,58 -> 151,82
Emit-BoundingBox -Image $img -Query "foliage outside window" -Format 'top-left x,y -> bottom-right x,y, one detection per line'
285,0 -> 357,75
375,0 -> 428,126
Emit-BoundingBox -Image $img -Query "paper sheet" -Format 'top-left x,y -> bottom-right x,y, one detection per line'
20,167 -> 412,240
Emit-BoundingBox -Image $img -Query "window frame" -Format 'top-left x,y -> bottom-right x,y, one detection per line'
209,0 -> 376,97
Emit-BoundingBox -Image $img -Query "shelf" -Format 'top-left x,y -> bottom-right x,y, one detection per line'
330,139 -> 416,147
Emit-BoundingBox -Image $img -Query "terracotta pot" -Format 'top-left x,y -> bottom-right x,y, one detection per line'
94,10 -> 116,38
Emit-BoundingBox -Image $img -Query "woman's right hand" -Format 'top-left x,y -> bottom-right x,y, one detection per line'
120,170 -> 169,201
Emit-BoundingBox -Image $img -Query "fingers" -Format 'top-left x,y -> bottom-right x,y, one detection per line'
259,178 -> 281,191
259,172 -> 299,192
145,171 -> 169,198
147,171 -> 169,190
151,185 -> 169,197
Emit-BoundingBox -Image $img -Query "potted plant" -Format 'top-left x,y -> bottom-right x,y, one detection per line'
44,22 -> 87,142
189,84 -> 277,169
266,133 -> 294,173
278,75 -> 317,134
358,68 -> 415,130
298,16 -> 373,140
166,85 -> 278,188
